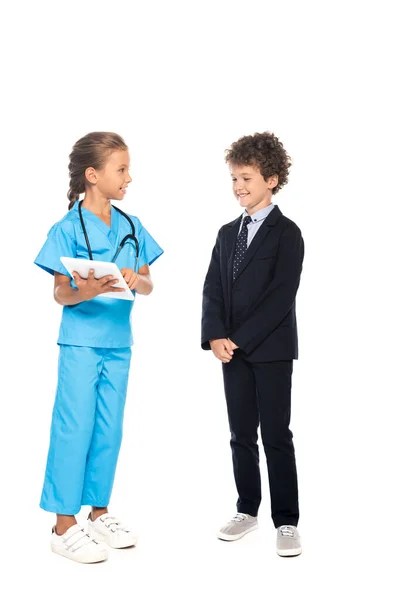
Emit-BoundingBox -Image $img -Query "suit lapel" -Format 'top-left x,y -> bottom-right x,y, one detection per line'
232,205 -> 282,285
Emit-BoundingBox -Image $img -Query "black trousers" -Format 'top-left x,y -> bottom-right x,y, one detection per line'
222,351 -> 299,528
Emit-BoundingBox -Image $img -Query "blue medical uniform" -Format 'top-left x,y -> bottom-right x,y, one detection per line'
35,202 -> 163,514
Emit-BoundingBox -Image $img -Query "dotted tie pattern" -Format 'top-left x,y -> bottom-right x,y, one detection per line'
233,215 -> 252,281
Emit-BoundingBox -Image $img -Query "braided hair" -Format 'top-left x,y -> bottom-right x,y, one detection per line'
67,132 -> 128,209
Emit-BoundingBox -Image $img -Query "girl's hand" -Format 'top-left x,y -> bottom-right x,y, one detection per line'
72,269 -> 125,300
120,267 -> 139,290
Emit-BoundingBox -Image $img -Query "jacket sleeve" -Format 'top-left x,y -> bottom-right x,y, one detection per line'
230,224 -> 304,355
201,228 -> 228,350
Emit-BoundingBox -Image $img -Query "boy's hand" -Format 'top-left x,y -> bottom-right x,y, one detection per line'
120,267 -> 139,290
72,269 -> 125,300
228,338 -> 239,350
210,339 -> 235,363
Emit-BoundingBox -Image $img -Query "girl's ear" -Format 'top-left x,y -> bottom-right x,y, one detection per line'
85,167 -> 98,184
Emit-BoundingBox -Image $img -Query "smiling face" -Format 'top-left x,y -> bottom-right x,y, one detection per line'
229,163 -> 278,215
85,149 -> 132,201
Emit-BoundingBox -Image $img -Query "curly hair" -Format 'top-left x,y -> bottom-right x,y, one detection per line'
225,132 -> 291,195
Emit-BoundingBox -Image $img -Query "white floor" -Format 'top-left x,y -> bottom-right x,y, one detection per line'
4,466 -> 396,599
3,330 -> 397,599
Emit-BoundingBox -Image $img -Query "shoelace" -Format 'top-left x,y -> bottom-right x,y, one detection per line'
279,526 -> 296,537
231,513 -> 249,523
101,515 -> 130,533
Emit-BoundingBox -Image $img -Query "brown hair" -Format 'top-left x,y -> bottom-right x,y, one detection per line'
67,132 -> 128,209
225,132 -> 291,195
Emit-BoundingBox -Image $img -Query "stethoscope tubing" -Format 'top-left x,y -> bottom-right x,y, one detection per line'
78,200 -> 139,271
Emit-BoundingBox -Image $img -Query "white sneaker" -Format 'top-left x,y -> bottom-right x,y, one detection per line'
88,513 -> 137,549
51,524 -> 108,563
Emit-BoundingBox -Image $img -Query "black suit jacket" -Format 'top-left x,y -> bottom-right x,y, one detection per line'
201,205 -> 304,362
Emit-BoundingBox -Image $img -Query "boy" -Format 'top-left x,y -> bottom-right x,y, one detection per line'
201,132 -> 304,557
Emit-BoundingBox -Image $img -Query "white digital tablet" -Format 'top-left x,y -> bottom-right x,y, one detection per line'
60,257 -> 134,301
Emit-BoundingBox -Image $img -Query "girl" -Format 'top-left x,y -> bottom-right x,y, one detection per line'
34,132 -> 163,563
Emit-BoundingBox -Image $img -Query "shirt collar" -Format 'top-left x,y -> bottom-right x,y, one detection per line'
243,203 -> 275,223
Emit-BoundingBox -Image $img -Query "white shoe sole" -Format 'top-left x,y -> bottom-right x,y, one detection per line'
88,528 -> 137,549
217,523 -> 259,541
277,546 -> 302,557
51,545 -> 108,563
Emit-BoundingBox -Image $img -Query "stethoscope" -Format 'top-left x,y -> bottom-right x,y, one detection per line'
78,200 -> 140,271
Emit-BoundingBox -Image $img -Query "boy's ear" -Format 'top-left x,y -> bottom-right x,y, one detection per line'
85,167 -> 98,184
268,174 -> 279,189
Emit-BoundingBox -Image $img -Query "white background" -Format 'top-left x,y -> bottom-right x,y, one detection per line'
1,0 -> 399,598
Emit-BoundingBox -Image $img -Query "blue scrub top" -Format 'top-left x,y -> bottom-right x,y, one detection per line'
34,202 -> 164,348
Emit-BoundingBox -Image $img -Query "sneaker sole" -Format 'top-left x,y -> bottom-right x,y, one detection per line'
51,545 -> 108,563
277,547 -> 302,557
88,528 -> 137,549
217,523 -> 259,541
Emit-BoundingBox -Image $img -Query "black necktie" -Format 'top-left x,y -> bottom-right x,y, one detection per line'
233,215 -> 252,280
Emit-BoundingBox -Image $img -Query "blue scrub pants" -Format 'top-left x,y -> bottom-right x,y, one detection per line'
40,345 -> 132,515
